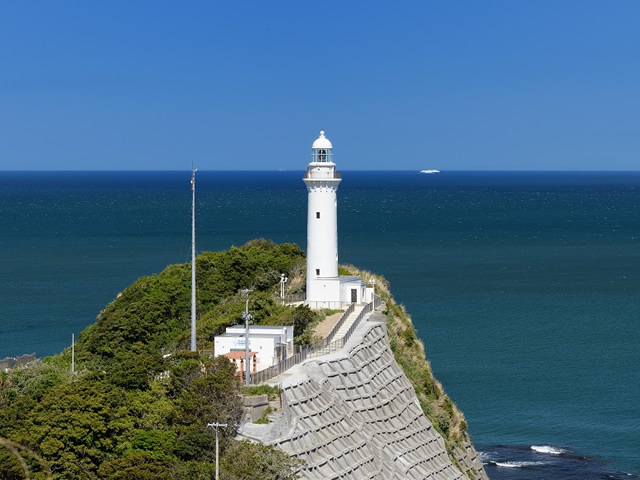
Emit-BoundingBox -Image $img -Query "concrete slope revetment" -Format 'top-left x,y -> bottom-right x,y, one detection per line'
239,311 -> 488,480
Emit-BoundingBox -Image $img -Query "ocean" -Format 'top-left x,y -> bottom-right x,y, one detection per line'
1,170 -> 639,479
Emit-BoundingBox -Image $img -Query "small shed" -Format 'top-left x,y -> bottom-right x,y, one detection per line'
214,325 -> 293,372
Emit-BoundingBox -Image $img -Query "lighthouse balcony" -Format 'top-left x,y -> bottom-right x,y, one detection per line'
304,168 -> 342,180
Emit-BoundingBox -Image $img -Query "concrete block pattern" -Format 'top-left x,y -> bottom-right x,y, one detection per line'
267,319 -> 470,480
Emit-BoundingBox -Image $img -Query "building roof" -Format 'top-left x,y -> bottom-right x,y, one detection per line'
223,351 -> 258,360
217,333 -> 286,339
226,325 -> 290,332
339,276 -> 363,283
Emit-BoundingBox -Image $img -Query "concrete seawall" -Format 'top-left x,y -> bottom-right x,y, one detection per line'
240,312 -> 488,480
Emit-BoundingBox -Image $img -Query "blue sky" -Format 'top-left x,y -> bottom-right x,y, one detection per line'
1,1 -> 639,171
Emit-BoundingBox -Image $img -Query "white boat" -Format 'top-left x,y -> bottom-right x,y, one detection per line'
420,169 -> 440,174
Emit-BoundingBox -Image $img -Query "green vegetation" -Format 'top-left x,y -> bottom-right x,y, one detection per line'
1,241 -> 478,479
337,265 -> 353,276
243,385 -> 281,399
254,406 -> 275,424
0,240 -> 304,480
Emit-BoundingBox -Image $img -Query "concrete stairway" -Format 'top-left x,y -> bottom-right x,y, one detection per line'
331,304 -> 366,342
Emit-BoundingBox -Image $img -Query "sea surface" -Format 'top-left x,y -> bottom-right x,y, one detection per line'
1,170 -> 639,479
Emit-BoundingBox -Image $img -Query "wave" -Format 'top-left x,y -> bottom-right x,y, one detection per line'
481,444 -> 640,479
478,451 -> 493,461
490,460 -> 547,468
531,445 -> 569,455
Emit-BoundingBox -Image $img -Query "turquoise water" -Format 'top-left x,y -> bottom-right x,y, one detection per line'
1,171 -> 639,478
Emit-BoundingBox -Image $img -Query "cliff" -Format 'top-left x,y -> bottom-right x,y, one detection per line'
240,311 -> 487,480
349,268 -> 489,480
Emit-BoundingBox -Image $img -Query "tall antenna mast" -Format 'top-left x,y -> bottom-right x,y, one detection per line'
190,163 -> 197,352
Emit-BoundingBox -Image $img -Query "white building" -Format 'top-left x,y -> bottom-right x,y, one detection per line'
214,325 -> 294,374
304,131 -> 370,308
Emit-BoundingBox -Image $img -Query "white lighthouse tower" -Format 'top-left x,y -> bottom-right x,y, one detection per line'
304,131 -> 366,308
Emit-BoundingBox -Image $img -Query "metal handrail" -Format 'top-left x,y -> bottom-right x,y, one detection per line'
326,303 -> 355,344
249,297 -> 378,385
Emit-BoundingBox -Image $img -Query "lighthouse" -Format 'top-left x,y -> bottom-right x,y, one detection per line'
304,131 -> 366,308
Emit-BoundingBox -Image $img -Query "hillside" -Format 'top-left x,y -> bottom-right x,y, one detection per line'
0,240 -> 485,479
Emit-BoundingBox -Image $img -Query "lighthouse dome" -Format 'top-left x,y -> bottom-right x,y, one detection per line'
312,130 -> 332,149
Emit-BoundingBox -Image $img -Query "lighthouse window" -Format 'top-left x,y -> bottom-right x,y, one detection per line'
318,149 -> 326,162
316,212 -> 320,219
316,269 -> 320,275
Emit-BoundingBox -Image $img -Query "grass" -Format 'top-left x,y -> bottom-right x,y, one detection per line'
243,384 -> 281,400
254,406 -> 274,424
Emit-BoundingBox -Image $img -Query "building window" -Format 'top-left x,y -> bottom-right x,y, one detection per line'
316,269 -> 320,275
316,212 -> 320,219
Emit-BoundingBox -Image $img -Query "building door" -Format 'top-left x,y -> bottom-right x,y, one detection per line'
351,289 -> 357,303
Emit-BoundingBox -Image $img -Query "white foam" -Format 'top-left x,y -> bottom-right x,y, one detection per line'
478,451 -> 493,462
494,461 -> 545,468
531,445 -> 567,455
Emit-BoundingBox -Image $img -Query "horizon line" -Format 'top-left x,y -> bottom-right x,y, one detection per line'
3,169 -> 640,173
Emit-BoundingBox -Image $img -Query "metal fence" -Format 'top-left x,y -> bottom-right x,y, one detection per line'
280,293 -> 306,305
249,294 -> 381,385
325,303 -> 355,343
373,293 -> 382,311
304,300 -> 352,310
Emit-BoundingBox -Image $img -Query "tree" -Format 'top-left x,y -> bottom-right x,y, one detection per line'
16,382 -> 125,479
0,242 -> 312,480
4,360 -> 73,402
172,356 -> 243,455
97,453 -> 172,480
220,440 -> 301,480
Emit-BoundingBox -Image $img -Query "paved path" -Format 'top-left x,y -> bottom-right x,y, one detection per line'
313,304 -> 368,342
312,312 -> 343,338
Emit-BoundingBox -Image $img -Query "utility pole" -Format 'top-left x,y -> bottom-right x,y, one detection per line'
280,273 -> 288,304
241,289 -> 253,385
206,422 -> 228,480
71,333 -> 75,374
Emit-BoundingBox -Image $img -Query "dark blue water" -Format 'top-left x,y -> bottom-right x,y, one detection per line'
1,170 -> 639,478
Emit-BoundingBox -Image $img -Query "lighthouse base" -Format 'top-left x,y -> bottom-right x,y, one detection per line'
305,276 -> 367,309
